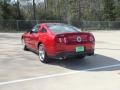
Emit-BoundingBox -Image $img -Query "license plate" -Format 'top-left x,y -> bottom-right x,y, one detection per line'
76,46 -> 84,52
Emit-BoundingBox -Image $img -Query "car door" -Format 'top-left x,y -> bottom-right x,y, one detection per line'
29,24 -> 40,50
38,26 -> 50,50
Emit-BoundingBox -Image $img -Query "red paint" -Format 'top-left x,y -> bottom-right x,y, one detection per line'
22,23 -> 95,58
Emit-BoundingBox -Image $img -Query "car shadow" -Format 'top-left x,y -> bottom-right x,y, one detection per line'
27,49 -> 120,71
47,54 -> 120,71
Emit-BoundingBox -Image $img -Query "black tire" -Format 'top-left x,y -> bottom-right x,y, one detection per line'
38,44 -> 49,63
77,55 -> 85,59
21,39 -> 28,51
88,52 -> 94,56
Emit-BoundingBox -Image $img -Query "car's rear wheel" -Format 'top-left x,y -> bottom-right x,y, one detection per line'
77,55 -> 85,59
38,44 -> 49,63
21,39 -> 28,50
88,52 -> 94,56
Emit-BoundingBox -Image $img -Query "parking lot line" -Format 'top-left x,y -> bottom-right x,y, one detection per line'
0,64 -> 120,86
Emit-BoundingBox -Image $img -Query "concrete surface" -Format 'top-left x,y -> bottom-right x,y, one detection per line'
0,31 -> 120,90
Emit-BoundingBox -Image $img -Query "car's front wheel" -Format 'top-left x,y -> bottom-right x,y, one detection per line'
38,44 -> 49,63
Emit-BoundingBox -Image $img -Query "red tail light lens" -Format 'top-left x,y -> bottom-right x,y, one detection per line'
55,36 -> 67,44
55,33 -> 95,44
88,35 -> 95,42
63,38 -> 67,43
55,37 -> 62,43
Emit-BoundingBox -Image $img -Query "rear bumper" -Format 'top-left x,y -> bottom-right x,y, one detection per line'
50,49 -> 94,59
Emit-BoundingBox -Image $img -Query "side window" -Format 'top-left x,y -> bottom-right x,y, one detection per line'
40,28 -> 47,33
31,24 -> 40,33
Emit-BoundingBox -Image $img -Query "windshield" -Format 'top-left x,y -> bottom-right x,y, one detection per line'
47,24 -> 81,34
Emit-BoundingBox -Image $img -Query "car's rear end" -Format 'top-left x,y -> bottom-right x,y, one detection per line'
46,23 -> 95,59
53,32 -> 95,59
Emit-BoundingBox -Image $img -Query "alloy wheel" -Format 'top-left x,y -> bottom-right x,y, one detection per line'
39,45 -> 45,61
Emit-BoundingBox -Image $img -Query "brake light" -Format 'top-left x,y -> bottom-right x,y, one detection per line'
55,36 -> 67,44
64,38 -> 67,43
55,33 -> 95,44
56,37 -> 62,43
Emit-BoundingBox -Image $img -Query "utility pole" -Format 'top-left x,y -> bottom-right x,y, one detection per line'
16,0 -> 20,20
44,0 -> 47,11
78,0 -> 81,22
33,0 -> 36,20
3,0 -> 6,7
65,0 -> 70,24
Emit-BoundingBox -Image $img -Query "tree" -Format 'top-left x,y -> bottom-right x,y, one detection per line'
103,0 -> 116,21
0,0 -> 3,19
114,0 -> 120,20
67,0 -> 79,25
1,0 -> 11,19
0,0 -> 24,20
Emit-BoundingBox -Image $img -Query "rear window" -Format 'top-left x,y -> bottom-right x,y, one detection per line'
47,24 -> 81,34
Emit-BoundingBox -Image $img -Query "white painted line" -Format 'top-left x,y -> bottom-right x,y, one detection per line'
85,64 -> 120,71
0,64 -> 120,86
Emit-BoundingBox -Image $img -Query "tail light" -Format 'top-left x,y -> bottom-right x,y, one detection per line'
88,35 -> 95,42
55,35 -> 67,44
55,33 -> 95,44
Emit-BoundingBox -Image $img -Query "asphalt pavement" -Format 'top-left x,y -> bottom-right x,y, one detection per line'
0,31 -> 120,90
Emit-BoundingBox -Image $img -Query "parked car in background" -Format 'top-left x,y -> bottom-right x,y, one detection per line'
21,23 -> 95,63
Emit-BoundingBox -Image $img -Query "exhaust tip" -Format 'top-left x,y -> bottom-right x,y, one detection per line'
58,57 -> 66,60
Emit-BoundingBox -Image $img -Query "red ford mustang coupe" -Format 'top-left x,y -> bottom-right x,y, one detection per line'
21,23 -> 95,63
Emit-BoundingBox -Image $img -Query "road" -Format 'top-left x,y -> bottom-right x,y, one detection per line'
0,31 -> 120,90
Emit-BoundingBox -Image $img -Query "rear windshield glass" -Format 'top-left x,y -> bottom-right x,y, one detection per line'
47,24 -> 81,34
